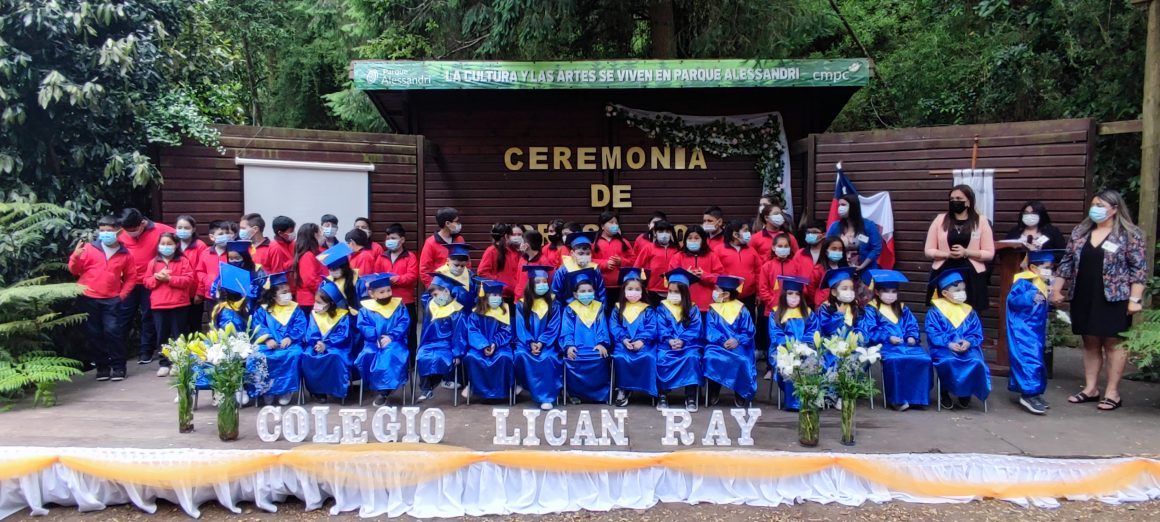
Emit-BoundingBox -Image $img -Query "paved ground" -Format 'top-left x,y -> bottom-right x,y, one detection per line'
1,349 -> 1157,455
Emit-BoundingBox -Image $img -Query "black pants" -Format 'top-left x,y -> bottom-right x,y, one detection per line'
152,308 -> 186,367
78,296 -> 124,371
184,301 -> 204,334
604,287 -> 622,316
648,291 -> 666,307
119,285 -> 155,360
405,302 -> 418,365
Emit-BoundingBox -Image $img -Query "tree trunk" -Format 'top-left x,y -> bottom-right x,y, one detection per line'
241,35 -> 262,126
649,0 -> 676,59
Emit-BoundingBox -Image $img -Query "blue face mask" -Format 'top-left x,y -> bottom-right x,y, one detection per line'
606,223 -> 620,235
1088,206 -> 1109,223
158,245 -> 176,257
534,282 -> 550,296
576,292 -> 596,305
175,229 -> 192,240
686,241 -> 701,253
98,231 -> 118,246
214,234 -> 230,246
238,228 -> 251,241
828,250 -> 844,262
740,231 -> 752,244
775,246 -> 792,258
806,233 -> 820,245
322,226 -> 336,238
487,295 -> 504,308
385,239 -> 400,251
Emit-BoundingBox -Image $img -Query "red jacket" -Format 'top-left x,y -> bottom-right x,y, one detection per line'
635,242 -> 680,294
143,256 -> 196,310
376,249 -> 420,304
477,245 -> 523,299
69,242 -> 137,300
749,228 -> 800,263
350,248 -> 379,277
293,252 -> 325,306
715,242 -> 762,299
757,255 -> 812,316
180,239 -> 209,300
515,252 -> 555,295
595,235 -> 636,289
808,261 -> 848,309
118,221 -> 175,285
542,244 -> 568,268
196,247 -> 228,299
668,250 -> 724,312
270,237 -> 296,270
419,233 -> 467,287
252,238 -> 292,274
633,234 -> 652,257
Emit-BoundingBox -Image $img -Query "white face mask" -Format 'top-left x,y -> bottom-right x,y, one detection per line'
702,223 -> 717,233
448,264 -> 466,276
574,253 -> 591,266
950,291 -> 968,304
655,232 -> 671,245
329,269 -> 344,279
667,292 -> 682,304
837,205 -> 850,218
785,294 -> 801,308
312,303 -> 329,313
624,289 -> 643,302
1022,213 -> 1040,227
768,213 -> 785,226
449,222 -> 462,234
509,236 -> 524,247
275,292 -> 293,306
1038,268 -> 1053,279
878,291 -> 898,305
711,290 -> 723,303
433,293 -> 452,306
837,289 -> 856,303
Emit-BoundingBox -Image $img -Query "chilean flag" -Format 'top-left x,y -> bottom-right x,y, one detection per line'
826,162 -> 896,269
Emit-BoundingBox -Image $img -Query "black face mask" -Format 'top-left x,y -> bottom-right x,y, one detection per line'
375,297 -> 392,305
228,260 -> 244,267
949,200 -> 968,214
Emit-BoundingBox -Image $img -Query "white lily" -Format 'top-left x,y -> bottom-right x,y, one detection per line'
856,345 -> 882,365
1055,309 -> 1072,325
792,342 -> 816,358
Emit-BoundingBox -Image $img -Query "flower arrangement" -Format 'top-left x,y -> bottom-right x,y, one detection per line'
160,333 -> 207,433
816,331 -> 881,446
200,325 -> 266,441
776,339 -> 826,446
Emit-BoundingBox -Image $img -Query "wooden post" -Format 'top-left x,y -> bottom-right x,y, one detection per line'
1141,0 -> 1160,280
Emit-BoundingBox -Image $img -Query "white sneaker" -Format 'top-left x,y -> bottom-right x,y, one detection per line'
514,385 -> 525,396
540,402 -> 553,410
156,366 -> 170,377
211,393 -> 220,407
440,380 -> 460,390
460,384 -> 471,399
417,390 -> 434,402
277,394 -> 293,406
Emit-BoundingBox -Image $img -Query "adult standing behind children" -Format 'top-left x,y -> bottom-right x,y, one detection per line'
923,185 -> 995,311
116,208 -> 174,366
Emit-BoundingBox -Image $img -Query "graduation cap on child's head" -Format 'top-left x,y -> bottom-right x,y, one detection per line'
480,279 -> 506,295
823,267 -> 857,289
444,243 -> 471,260
427,272 -> 464,290
263,271 -> 290,289
618,267 -> 646,286
934,267 -> 969,290
566,231 -> 597,250
566,267 -> 600,288
317,242 -> 352,269
867,269 -> 908,290
716,275 -> 744,293
664,267 -> 700,287
218,262 -> 252,296
522,264 -> 552,281
1028,249 -> 1063,266
318,280 -> 347,309
777,275 -> 809,293
226,241 -> 251,254
365,272 -> 394,290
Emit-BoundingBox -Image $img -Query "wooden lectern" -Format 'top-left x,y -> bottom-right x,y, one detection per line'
994,241 -> 1028,376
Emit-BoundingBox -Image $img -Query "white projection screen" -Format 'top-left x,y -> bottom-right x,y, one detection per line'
239,159 -> 372,235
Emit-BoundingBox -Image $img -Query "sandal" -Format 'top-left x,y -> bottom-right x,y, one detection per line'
1067,391 -> 1100,404
1097,397 -> 1122,411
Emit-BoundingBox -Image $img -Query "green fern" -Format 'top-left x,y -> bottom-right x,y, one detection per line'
0,351 -> 82,407
1120,309 -> 1160,382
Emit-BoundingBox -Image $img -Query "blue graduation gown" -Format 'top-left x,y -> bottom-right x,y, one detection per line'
655,302 -> 704,392
422,271 -> 478,310
211,268 -> 267,310
609,304 -> 658,396
354,298 -> 411,393
416,301 -> 467,382
703,302 -> 758,401
804,304 -> 870,368
301,311 -> 354,398
865,304 -> 931,406
464,309 -> 516,400
550,261 -> 607,304
560,301 -> 611,402
768,308 -> 809,410
1005,276 -> 1048,396
513,299 -> 563,404
251,304 -> 307,397
198,303 -> 249,391
925,300 -> 991,400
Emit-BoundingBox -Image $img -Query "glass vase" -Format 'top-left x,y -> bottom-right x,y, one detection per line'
798,408 -> 819,447
217,392 -> 239,442
177,388 -> 194,433
840,398 -> 856,446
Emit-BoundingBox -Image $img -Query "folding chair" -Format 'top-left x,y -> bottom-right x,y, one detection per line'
934,367 -> 988,413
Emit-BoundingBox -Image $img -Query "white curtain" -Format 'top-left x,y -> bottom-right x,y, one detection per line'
952,169 -> 995,224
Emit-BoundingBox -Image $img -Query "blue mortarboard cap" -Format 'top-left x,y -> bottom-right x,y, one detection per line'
319,280 -> 347,309
566,231 -> 597,249
522,264 -> 552,280
365,273 -> 395,290
716,275 -> 743,292
777,275 -> 809,292
480,279 -> 506,295
316,242 -> 352,268
935,268 -> 968,290
868,269 -> 908,289
566,267 -> 599,288
428,272 -> 464,290
664,267 -> 700,287
445,243 -> 471,259
1028,249 -> 1062,265
823,267 -> 857,288
226,241 -> 251,254
264,271 -> 290,289
218,262 -> 252,295
618,267 -> 645,285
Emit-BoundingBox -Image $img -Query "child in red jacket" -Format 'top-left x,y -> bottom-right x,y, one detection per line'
143,233 -> 195,376
68,216 -> 137,382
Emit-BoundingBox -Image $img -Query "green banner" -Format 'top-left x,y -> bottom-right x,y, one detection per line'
351,59 -> 870,90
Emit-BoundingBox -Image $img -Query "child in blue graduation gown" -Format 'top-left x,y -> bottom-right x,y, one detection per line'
769,276 -> 811,411
416,273 -> 469,402
435,243 -> 478,309
925,268 -> 990,409
318,243 -> 368,311
561,268 -> 611,404
354,273 -> 411,407
463,280 -> 516,402
865,269 -> 931,411
805,267 -> 870,407
1006,250 -> 1058,415
551,232 -> 607,304
703,275 -> 758,407
250,271 -> 306,406
200,263 -> 253,397
210,241 -> 267,310
609,268 -> 658,407
301,281 -> 355,402
514,265 -> 563,410
655,268 -> 704,412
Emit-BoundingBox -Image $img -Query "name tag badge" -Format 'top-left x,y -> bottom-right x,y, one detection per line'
1034,235 -> 1049,247
971,230 -> 981,240
1102,241 -> 1120,254
856,234 -> 869,244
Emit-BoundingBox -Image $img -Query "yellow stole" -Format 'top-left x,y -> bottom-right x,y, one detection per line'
710,300 -> 744,325
772,306 -> 804,324
427,299 -> 464,320
660,300 -> 683,321
360,297 -> 402,319
482,304 -> 511,325
618,301 -> 649,324
530,298 -> 550,319
435,264 -> 472,287
212,299 -> 246,322
265,303 -> 298,325
313,308 -> 349,336
568,300 -> 603,327
932,298 -> 972,328
875,302 -> 900,324
561,256 -> 598,272
1013,270 -> 1048,296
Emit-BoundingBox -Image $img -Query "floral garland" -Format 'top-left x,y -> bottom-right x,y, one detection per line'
605,103 -> 788,199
